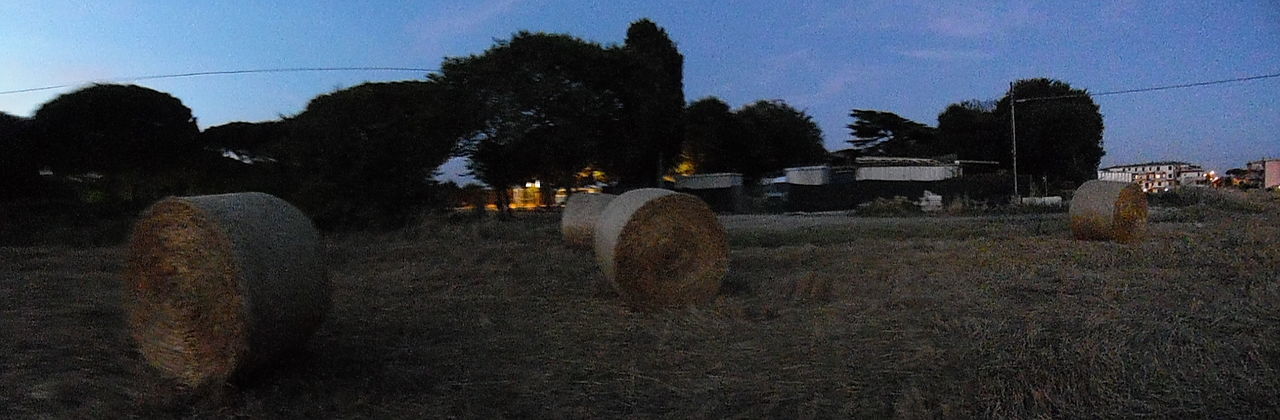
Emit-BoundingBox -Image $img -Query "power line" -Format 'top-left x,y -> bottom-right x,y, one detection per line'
0,67 -> 437,95
1014,71 -> 1280,103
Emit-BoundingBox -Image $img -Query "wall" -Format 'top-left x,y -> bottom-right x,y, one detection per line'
675,172 -> 747,213
1267,160 -> 1280,189
856,165 -> 959,182
1097,171 -> 1134,182
675,173 -> 743,190
785,166 -> 831,185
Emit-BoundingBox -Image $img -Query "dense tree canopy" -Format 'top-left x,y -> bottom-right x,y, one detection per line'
735,100 -> 828,178
936,100 -> 1005,164
31,84 -> 203,202
200,120 -> 289,163
681,97 -> 747,174
33,84 -> 202,176
683,98 -> 827,178
604,18 -> 686,187
440,20 -> 687,194
438,31 -> 623,195
285,80 -> 477,227
847,110 -> 941,157
995,78 -> 1104,186
0,112 -> 40,199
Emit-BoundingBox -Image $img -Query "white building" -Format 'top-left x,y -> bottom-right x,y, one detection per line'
1247,158 -> 1280,189
853,157 -> 960,182
1098,161 -> 1208,192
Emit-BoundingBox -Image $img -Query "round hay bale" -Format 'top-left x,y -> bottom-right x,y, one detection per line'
1069,180 -> 1148,243
561,193 -> 617,248
593,188 -> 728,309
122,192 -> 329,387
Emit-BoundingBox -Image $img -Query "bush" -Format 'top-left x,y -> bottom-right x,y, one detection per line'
1147,187 -> 1276,223
855,196 -> 920,217
1148,187 -> 1267,213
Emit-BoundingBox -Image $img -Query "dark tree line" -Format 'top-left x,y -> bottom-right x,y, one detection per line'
682,98 -> 828,180
1,18 -> 834,228
847,78 -> 1104,188
436,19 -> 689,207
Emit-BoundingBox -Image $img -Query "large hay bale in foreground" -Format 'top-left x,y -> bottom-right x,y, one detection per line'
593,188 -> 728,309
1069,180 -> 1148,243
122,192 -> 329,387
561,193 -> 617,248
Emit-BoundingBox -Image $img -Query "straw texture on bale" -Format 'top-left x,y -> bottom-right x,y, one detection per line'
561,193 -> 617,248
1069,180 -> 1148,243
593,188 -> 728,309
122,192 -> 329,387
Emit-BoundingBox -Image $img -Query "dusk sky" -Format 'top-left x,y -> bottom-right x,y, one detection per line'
2,1 -> 1277,182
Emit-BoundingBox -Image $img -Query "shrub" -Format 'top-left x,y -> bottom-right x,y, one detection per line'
856,196 -> 920,217
1148,187 -> 1267,213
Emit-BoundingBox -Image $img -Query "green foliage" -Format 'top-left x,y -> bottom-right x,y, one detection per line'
848,110 -> 941,157
284,80 -> 476,228
856,196 -> 921,217
1148,186 -> 1268,213
605,18 -> 686,187
0,112 -> 42,200
933,79 -> 1104,186
996,78 -> 1104,185
735,100 -> 828,178
441,19 -> 687,192
936,100 -> 1005,164
682,97 -> 748,174
33,84 -> 201,174
439,31 -> 623,196
31,84 -> 204,203
684,98 -> 827,179
199,120 -> 289,163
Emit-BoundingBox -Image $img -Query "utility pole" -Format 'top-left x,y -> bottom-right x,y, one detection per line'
1010,82 -> 1019,200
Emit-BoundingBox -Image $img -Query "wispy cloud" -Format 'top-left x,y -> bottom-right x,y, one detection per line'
407,0 -> 523,56
724,47 -> 817,93
897,48 -> 993,61
786,65 -> 872,106
923,3 -> 1045,39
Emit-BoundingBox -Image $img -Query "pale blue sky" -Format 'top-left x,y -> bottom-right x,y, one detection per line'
2,1 -> 1277,182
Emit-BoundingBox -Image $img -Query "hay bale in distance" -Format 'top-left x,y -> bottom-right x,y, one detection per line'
122,192 -> 329,387
561,193 -> 617,248
1069,180 -> 1148,243
593,188 -> 728,309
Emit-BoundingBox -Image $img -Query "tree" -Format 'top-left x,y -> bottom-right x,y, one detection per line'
0,112 -> 41,200
681,97 -> 747,174
602,18 -> 686,187
847,109 -> 941,157
995,78 -> 1104,186
438,31 -> 623,198
466,137 -> 531,214
936,99 -> 1005,164
200,120 -> 289,163
736,100 -> 828,178
31,84 -> 202,203
195,120 -> 293,195
285,80 -> 477,227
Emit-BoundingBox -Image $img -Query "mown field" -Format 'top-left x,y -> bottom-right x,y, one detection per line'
2,191 -> 1279,418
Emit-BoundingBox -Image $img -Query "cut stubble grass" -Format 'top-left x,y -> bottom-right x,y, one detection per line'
2,198 -> 1279,418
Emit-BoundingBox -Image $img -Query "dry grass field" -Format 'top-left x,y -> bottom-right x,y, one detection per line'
3,190 -> 1279,418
